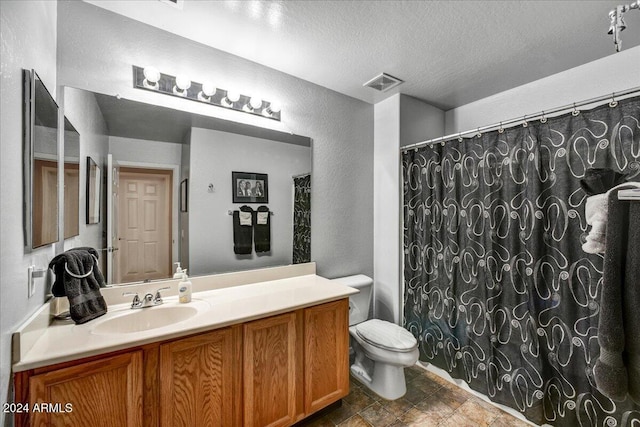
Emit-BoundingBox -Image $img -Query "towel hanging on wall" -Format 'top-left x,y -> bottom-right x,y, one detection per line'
233,205 -> 253,255
254,205 -> 271,253
48,247 -> 107,324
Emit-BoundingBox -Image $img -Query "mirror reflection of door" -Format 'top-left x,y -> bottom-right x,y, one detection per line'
33,159 -> 59,247
116,167 -> 172,284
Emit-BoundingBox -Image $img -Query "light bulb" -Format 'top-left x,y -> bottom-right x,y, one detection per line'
268,101 -> 281,113
143,66 -> 160,83
201,82 -> 216,97
226,90 -> 240,103
249,97 -> 263,110
142,66 -> 160,89
175,74 -> 191,91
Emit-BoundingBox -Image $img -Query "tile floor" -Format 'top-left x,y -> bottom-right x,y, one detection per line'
299,365 -> 533,427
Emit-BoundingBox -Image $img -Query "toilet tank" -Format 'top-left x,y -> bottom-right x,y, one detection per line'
331,275 -> 373,326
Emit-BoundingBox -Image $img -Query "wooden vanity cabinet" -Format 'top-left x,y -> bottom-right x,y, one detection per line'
16,298 -> 349,427
304,299 -> 350,414
243,312 -> 301,427
27,351 -> 143,427
159,327 -> 242,427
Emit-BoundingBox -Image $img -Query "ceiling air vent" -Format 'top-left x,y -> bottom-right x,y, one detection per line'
158,0 -> 184,9
363,73 -> 404,92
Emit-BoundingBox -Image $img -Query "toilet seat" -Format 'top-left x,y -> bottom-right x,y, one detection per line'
354,319 -> 417,353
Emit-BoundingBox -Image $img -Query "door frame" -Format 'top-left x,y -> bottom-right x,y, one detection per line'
115,161 -> 180,274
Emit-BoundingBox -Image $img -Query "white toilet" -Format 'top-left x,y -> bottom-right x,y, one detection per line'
332,275 -> 419,400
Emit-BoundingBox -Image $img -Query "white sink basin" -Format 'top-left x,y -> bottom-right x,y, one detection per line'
91,300 -> 209,335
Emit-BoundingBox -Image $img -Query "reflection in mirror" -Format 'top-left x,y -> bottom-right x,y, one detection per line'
64,87 -> 312,285
24,70 -> 59,250
86,157 -> 101,224
64,118 -> 80,239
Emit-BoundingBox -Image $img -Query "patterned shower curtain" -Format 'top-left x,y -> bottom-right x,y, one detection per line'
293,174 -> 311,264
403,97 -> 640,426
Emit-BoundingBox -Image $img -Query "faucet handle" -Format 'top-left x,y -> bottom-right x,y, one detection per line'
122,292 -> 141,307
154,287 -> 171,303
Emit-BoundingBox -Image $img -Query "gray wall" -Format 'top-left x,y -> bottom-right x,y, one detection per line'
57,0 -> 374,280
188,128 -> 311,275
445,46 -> 640,134
0,1 -> 58,424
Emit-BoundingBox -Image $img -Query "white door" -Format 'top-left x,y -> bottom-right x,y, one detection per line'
106,154 -> 120,284
117,168 -> 172,284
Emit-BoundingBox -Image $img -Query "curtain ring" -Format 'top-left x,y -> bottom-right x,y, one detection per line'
609,93 -> 618,108
572,103 -> 580,116
457,132 -> 463,142
476,128 -> 482,138
522,115 -> 528,128
498,122 -> 504,134
540,111 -> 547,123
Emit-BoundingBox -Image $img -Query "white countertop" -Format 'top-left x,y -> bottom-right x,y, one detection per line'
13,274 -> 358,372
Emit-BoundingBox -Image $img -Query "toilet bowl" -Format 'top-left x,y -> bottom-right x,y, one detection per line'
331,275 -> 419,400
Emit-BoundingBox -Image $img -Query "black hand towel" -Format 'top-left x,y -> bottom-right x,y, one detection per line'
593,186 -> 640,405
233,205 -> 253,255
50,247 -> 103,297
48,248 -> 107,324
254,205 -> 271,253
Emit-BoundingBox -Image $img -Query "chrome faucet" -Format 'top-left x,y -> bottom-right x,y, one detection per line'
123,287 -> 171,309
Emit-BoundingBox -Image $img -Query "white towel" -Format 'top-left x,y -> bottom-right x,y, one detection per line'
583,181 -> 640,254
257,211 -> 269,225
239,211 -> 252,226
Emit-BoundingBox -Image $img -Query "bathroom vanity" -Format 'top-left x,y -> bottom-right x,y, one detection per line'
12,265 -> 357,427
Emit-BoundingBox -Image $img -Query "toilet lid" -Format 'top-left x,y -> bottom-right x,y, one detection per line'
355,319 -> 417,352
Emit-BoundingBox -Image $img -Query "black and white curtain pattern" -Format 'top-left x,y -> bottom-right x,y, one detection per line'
293,174 -> 311,264
403,96 -> 640,426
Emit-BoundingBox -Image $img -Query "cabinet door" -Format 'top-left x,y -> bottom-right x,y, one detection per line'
159,328 -> 237,427
29,351 -> 143,427
244,312 -> 298,427
304,299 -> 349,414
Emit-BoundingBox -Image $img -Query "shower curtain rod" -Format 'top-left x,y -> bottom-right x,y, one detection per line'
402,86 -> 640,152
292,172 -> 310,179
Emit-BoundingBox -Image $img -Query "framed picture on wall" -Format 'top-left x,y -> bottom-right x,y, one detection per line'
180,179 -> 188,212
232,171 -> 268,204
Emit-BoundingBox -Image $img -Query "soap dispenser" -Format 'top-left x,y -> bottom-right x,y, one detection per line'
179,269 -> 192,303
173,262 -> 183,279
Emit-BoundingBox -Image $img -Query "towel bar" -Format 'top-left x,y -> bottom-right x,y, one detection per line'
227,210 -> 274,215
618,189 -> 640,201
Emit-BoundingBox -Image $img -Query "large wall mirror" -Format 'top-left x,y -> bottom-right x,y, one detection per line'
63,117 -> 80,239
23,69 -> 59,250
64,87 -> 312,286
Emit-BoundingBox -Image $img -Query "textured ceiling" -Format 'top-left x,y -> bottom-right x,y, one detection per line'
84,0 -> 640,110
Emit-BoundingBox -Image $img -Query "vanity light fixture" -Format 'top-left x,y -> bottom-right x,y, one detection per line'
143,66 -> 161,90
132,65 -> 282,121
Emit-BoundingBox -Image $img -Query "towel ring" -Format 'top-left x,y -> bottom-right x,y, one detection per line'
63,254 -> 98,279
64,263 -> 94,279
